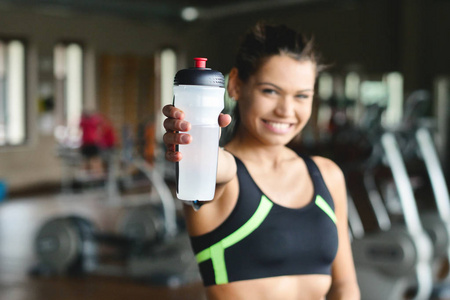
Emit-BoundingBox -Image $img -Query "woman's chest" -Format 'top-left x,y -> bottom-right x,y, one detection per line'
249,166 -> 314,209
230,206 -> 339,271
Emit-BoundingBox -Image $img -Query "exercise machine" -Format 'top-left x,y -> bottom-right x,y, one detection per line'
30,153 -> 199,286
349,88 -> 450,299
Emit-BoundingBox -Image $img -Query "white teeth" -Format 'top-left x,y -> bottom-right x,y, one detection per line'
266,121 -> 290,130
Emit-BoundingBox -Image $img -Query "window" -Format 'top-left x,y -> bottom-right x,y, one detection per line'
54,42 -> 84,128
0,39 -> 26,146
383,72 -> 404,127
318,72 -> 333,101
158,48 -> 177,140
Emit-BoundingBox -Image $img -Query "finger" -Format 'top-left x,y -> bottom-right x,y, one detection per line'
165,149 -> 183,162
162,105 -> 184,119
163,118 -> 191,132
218,113 -> 232,128
163,132 -> 192,145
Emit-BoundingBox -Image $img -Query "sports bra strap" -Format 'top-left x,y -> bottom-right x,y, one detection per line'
298,154 -> 335,210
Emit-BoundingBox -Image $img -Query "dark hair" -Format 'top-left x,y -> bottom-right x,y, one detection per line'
221,22 -> 323,145
234,22 -> 323,82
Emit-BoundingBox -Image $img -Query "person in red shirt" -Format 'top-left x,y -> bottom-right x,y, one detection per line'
98,115 -> 117,172
79,111 -> 104,176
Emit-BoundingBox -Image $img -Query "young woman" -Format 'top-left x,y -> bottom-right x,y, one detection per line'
162,22 -> 360,300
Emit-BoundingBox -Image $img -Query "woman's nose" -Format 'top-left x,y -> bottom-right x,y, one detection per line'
275,96 -> 295,117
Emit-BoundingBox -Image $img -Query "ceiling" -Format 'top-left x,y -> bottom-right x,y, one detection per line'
0,0 -> 333,22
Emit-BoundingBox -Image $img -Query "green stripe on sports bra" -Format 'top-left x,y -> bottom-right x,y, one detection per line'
195,195 -> 273,285
315,195 -> 336,224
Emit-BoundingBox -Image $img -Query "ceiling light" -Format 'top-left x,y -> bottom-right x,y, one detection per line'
181,7 -> 199,21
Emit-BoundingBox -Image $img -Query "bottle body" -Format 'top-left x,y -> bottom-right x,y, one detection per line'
173,84 -> 225,200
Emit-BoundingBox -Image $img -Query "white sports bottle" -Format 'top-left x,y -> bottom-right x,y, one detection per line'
173,58 -> 225,201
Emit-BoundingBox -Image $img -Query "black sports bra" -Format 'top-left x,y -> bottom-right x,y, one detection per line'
189,155 -> 339,286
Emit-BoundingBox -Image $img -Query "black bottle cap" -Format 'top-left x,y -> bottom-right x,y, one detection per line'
174,58 -> 225,88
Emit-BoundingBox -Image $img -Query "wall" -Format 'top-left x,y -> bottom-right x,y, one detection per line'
183,0 -> 450,90
183,1 -> 400,77
0,0 -> 449,192
0,7 -> 183,192
182,0 -> 450,175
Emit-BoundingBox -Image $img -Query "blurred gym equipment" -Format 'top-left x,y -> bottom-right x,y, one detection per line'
31,143 -> 199,286
312,71 -> 450,300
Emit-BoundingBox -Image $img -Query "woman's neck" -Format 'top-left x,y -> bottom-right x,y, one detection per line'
225,130 -> 293,166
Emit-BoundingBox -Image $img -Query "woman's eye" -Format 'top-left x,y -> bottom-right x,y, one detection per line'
295,94 -> 310,100
262,89 -> 278,95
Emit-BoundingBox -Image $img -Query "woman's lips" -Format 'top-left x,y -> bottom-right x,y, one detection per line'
262,120 -> 294,133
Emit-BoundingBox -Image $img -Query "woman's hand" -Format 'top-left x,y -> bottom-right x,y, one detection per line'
162,104 -> 232,162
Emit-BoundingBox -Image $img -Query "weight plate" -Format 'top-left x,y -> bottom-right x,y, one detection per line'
34,217 -> 81,273
119,206 -> 165,243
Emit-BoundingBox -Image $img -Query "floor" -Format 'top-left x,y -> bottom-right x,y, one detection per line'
0,190 -> 207,300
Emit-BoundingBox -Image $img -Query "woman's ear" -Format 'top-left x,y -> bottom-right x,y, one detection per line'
227,67 -> 241,101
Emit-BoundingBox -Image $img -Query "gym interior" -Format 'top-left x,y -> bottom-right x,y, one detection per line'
0,0 -> 449,299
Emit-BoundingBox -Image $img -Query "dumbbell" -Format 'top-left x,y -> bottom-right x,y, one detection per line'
32,206 -> 166,276
32,215 -> 98,276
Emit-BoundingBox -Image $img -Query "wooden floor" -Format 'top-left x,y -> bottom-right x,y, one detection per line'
0,190 -> 206,300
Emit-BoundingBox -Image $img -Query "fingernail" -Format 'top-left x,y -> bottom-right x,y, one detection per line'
174,111 -> 181,119
181,135 -> 190,143
180,121 -> 188,131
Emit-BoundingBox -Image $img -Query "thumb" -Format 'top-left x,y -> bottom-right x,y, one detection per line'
219,113 -> 232,128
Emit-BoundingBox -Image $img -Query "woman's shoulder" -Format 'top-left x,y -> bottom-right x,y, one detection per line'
310,156 -> 346,190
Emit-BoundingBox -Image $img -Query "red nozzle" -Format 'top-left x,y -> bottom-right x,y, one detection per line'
194,57 -> 207,68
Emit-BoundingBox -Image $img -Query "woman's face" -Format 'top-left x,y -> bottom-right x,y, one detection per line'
236,55 -> 316,146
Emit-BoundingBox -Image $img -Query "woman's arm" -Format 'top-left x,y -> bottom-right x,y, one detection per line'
162,104 -> 238,235
313,156 -> 360,300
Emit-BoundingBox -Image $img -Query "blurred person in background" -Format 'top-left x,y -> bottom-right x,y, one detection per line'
79,110 -> 105,177
98,115 -> 117,172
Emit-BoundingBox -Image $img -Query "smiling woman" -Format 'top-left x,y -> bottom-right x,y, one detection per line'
162,22 -> 360,300
233,57 -> 316,146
